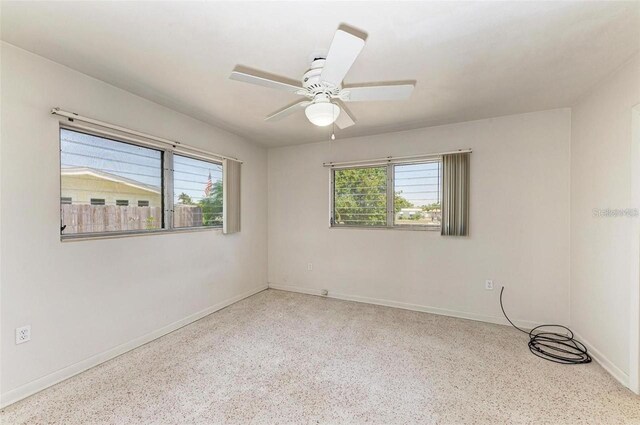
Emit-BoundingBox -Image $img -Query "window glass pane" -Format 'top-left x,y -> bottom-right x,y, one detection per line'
333,166 -> 387,226
60,128 -> 163,235
394,161 -> 441,226
173,155 -> 223,228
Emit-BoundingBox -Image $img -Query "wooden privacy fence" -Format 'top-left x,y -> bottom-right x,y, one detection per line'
61,205 -> 205,234
172,205 -> 203,228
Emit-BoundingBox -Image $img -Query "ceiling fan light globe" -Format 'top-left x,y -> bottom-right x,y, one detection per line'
305,102 -> 340,127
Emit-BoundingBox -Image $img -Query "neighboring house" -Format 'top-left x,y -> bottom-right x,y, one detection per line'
397,208 -> 423,219
60,167 -> 161,207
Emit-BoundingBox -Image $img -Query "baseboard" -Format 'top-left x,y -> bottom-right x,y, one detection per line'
5,284 -> 631,408
573,332 -> 630,390
0,284 -> 268,409
268,283 -> 540,330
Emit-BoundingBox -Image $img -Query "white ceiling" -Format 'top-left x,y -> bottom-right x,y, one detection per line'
2,1 -> 639,147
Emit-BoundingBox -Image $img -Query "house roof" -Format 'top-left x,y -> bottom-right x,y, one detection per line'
61,167 -> 161,194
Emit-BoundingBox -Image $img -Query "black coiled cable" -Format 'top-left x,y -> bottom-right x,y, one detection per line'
500,286 -> 591,365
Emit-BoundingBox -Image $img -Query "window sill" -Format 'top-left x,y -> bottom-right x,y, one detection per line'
330,225 -> 441,232
61,226 -> 223,242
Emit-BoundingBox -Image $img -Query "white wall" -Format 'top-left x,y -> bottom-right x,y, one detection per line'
268,109 -> 571,327
570,54 -> 640,391
0,43 -> 268,404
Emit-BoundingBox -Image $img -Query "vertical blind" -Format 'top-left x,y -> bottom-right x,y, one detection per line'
441,152 -> 470,236
223,159 -> 242,234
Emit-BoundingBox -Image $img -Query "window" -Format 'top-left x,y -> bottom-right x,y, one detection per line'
60,127 -> 228,238
331,160 -> 442,230
59,126 -> 234,239
61,128 -> 163,236
173,154 -> 223,228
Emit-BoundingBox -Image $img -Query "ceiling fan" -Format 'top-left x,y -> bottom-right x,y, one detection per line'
229,25 -> 415,132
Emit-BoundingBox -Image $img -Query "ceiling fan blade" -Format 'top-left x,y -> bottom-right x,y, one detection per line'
265,100 -> 310,122
230,65 -> 303,94
335,101 -> 356,129
320,26 -> 366,87
342,83 -> 415,102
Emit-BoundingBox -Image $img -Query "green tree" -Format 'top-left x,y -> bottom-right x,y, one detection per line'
177,192 -> 194,205
144,215 -> 158,230
334,167 -> 412,226
334,167 -> 386,225
422,202 -> 441,212
198,180 -> 223,226
394,191 -> 414,211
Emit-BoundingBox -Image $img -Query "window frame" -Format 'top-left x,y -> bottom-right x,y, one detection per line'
59,124 -> 224,241
330,159 -> 442,231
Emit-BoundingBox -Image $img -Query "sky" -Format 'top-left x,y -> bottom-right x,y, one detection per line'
394,162 -> 441,207
173,155 -> 223,202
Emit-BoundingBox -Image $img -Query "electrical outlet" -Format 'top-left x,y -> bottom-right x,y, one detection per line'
307,263 -> 313,271
16,325 -> 31,344
485,280 -> 494,290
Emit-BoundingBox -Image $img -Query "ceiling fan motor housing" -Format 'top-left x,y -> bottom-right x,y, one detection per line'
302,58 -> 341,100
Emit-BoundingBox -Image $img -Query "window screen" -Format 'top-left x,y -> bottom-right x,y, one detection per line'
60,128 -> 163,235
333,166 -> 387,226
173,154 -> 223,228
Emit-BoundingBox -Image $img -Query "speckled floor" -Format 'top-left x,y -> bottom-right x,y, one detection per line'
1,289 -> 639,424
